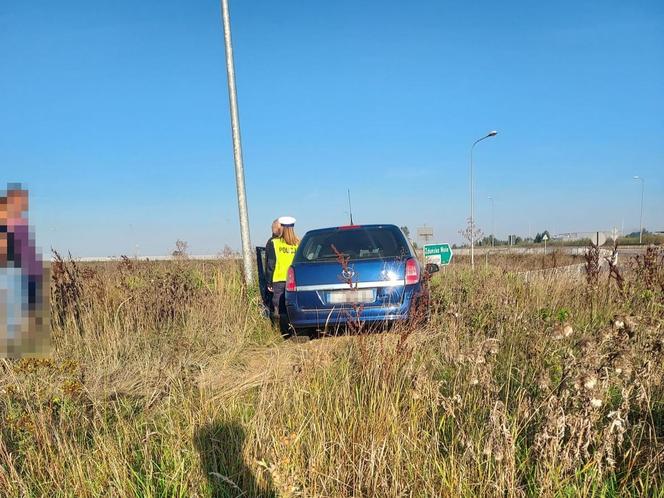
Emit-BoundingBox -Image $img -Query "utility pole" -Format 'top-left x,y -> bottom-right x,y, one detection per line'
221,0 -> 254,285
633,176 -> 644,244
487,195 -> 495,248
469,131 -> 497,270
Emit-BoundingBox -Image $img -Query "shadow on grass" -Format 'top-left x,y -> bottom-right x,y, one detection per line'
194,421 -> 275,498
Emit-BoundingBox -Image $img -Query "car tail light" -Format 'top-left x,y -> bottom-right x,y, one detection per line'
405,258 -> 420,285
286,267 -> 296,292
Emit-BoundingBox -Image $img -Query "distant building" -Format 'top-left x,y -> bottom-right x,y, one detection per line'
554,231 -> 613,242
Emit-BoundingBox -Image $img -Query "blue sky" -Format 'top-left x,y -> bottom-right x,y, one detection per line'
1,0 -> 663,257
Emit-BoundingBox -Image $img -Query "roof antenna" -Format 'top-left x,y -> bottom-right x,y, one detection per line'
347,188 -> 354,225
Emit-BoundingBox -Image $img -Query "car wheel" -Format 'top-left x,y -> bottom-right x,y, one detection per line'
290,335 -> 310,343
408,295 -> 430,327
292,327 -> 317,341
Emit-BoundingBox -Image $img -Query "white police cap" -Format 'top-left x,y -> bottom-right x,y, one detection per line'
278,216 -> 296,227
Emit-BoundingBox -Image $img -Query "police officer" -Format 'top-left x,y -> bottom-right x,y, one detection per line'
264,218 -> 282,300
270,216 -> 299,328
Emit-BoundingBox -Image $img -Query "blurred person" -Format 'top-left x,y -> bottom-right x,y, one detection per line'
2,185 -> 47,357
0,194 -> 6,228
1,207 -> 28,356
6,185 -> 42,314
270,216 -> 299,331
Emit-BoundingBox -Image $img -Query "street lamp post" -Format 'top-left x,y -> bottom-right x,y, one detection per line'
470,131 -> 497,270
633,176 -> 644,244
487,195 -> 495,248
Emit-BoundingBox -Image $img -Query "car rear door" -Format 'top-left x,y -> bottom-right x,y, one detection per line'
255,246 -> 271,316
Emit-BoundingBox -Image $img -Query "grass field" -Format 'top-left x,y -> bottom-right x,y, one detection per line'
1,249 -> 663,497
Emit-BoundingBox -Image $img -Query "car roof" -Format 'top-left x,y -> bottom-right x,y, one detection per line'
303,224 -> 401,235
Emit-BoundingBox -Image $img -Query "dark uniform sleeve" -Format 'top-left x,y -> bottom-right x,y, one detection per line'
265,238 -> 276,286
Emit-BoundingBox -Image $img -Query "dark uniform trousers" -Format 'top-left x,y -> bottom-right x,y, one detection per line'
271,282 -> 286,318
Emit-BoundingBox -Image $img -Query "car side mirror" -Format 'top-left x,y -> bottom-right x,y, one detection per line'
425,263 -> 440,275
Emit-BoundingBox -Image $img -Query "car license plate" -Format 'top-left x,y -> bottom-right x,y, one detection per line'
328,289 -> 375,304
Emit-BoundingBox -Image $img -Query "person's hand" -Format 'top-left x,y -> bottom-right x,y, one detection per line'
267,286 -> 273,292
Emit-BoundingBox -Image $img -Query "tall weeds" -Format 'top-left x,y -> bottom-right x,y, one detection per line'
0,253 -> 662,496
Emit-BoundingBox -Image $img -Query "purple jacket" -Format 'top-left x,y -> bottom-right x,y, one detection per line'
10,222 -> 42,278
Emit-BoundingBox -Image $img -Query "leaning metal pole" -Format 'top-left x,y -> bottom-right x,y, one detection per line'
220,0 -> 254,285
470,144 -> 475,270
639,178 -> 644,244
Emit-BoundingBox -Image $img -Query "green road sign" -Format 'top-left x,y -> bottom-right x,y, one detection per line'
423,243 -> 453,265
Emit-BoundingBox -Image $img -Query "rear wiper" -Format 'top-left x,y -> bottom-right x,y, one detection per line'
317,255 -> 349,260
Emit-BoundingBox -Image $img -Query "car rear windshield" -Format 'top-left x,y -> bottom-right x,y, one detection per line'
295,226 -> 411,263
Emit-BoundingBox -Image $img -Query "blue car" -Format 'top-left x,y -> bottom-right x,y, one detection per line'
258,224 -> 438,336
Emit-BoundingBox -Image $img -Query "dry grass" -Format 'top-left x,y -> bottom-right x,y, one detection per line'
1,251 -> 663,497
453,250 -> 584,271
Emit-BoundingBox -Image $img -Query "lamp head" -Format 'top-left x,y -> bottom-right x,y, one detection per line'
488,130 -> 498,137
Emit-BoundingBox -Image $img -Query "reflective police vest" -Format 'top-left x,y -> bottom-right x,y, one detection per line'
272,238 -> 298,283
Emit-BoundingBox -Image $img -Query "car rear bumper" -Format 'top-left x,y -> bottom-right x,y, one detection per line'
286,293 -> 418,329
285,281 -> 431,330
286,304 -> 411,328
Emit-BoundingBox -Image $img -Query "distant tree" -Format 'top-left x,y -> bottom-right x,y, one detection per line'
218,244 -> 237,259
480,235 -> 494,246
627,229 -> 649,238
534,230 -> 550,243
489,237 -> 508,246
400,226 -> 411,239
172,239 -> 189,259
458,217 -> 483,248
